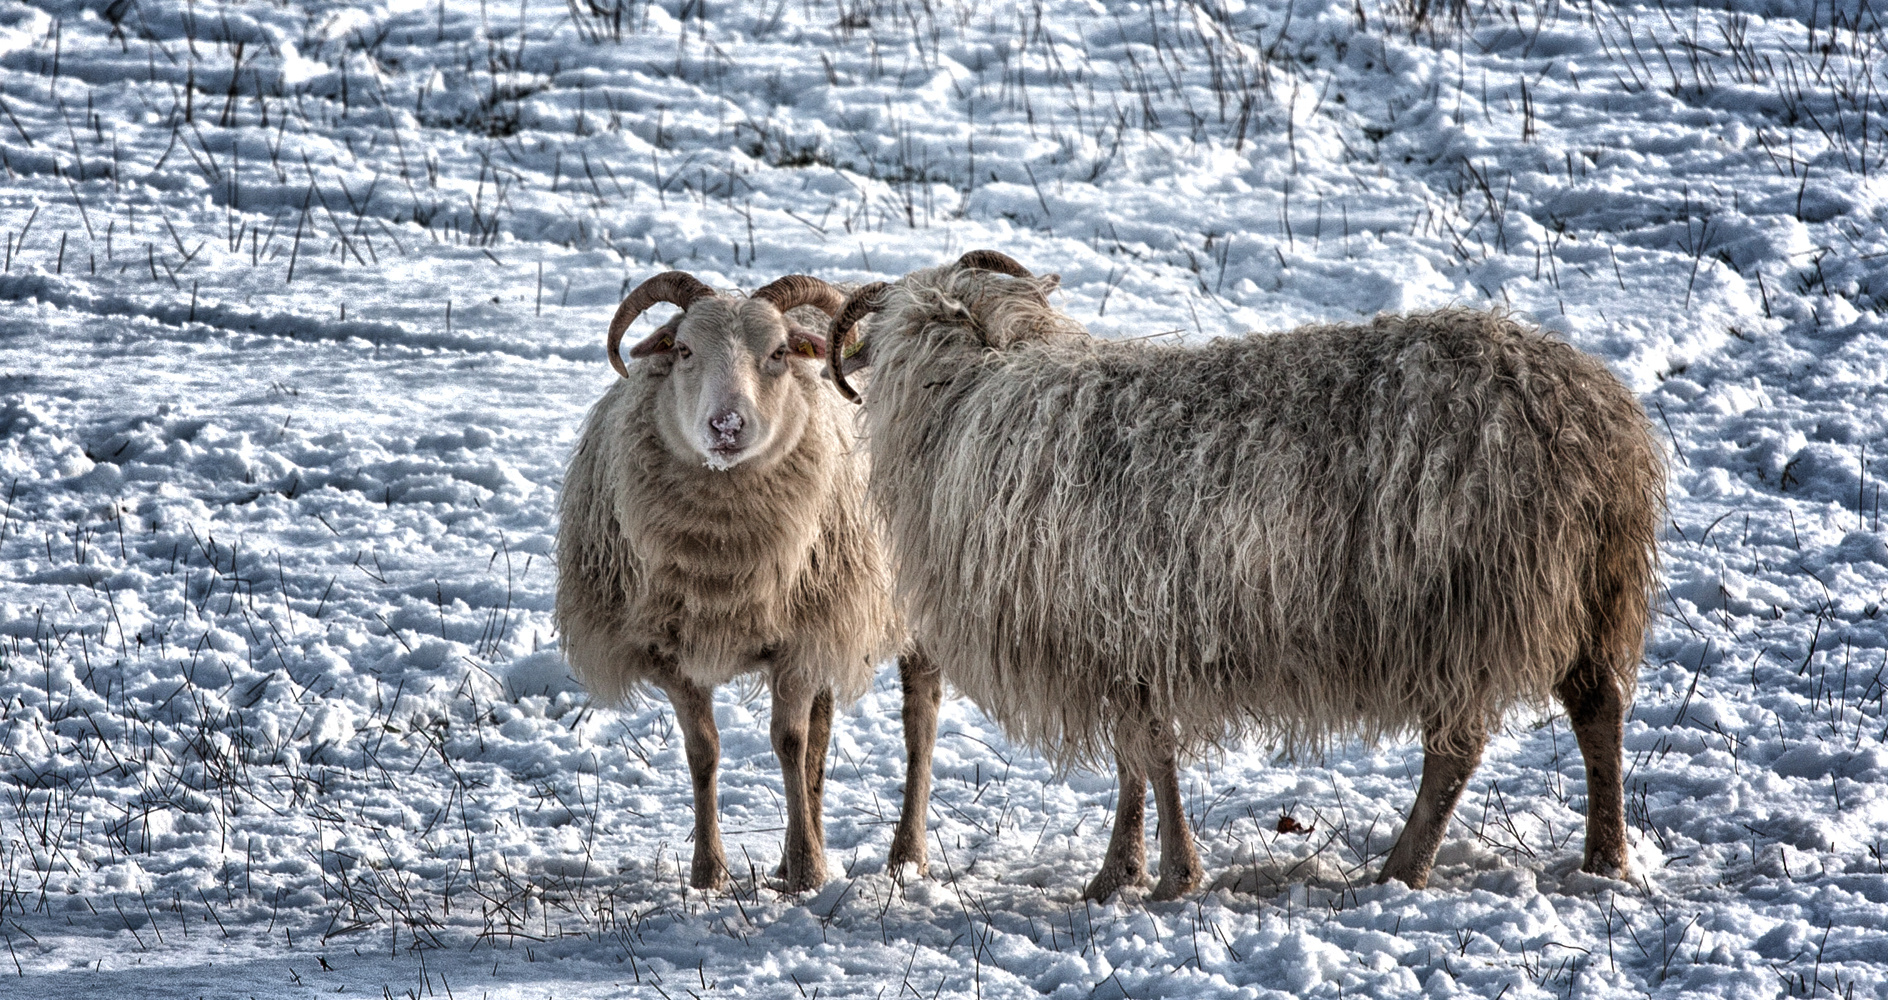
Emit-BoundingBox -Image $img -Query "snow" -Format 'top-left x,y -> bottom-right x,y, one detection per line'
1,0 -> 1887,996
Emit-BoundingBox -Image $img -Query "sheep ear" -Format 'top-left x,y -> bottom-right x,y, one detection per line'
1041,273 -> 1062,291
787,321 -> 829,360
626,318 -> 684,359
836,337 -> 871,376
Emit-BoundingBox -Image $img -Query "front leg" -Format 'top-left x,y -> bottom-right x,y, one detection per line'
888,651 -> 942,876
657,678 -> 728,891
806,686 -> 834,855
769,668 -> 829,892
1083,754 -> 1149,902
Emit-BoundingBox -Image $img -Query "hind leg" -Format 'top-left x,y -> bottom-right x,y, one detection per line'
1147,722 -> 1203,901
769,687 -> 836,881
1084,754 -> 1149,901
888,651 -> 942,876
1378,721 -> 1487,888
1556,658 -> 1630,878
769,670 -> 829,892
772,688 -> 834,881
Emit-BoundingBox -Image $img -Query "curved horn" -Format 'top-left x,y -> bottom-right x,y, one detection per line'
825,281 -> 889,404
752,274 -> 847,317
605,271 -> 716,378
955,250 -> 1033,277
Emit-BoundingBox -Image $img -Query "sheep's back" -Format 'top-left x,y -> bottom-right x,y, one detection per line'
872,309 -> 1660,765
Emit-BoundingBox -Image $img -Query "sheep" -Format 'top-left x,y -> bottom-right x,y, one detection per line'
555,271 -> 941,893
826,251 -> 1664,901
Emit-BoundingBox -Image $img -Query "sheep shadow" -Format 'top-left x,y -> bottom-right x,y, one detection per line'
1208,851 -> 1360,898
1208,832 -> 1541,899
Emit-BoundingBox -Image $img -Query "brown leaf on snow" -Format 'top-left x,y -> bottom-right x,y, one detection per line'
1276,815 -> 1313,835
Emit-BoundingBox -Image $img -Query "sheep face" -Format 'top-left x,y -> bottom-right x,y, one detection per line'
639,297 -> 829,472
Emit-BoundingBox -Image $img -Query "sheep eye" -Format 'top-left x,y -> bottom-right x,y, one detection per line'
771,345 -> 788,361
676,343 -> 692,359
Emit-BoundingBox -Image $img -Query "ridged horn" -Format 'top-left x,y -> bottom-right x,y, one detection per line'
751,274 -> 847,318
955,250 -> 1033,277
825,281 -> 890,404
605,271 -> 716,378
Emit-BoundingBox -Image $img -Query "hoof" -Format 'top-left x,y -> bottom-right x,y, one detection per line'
1149,868 -> 1202,902
688,848 -> 730,891
1374,862 -> 1430,890
1581,849 -> 1629,881
886,852 -> 929,881
1083,864 -> 1148,903
773,856 -> 829,894
887,838 -> 929,878
891,856 -> 936,879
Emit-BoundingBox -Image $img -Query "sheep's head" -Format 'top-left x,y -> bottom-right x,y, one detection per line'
826,250 -> 1062,403
607,272 -> 842,472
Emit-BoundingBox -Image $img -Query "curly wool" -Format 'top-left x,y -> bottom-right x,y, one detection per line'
555,329 -> 899,705
859,268 -> 1663,769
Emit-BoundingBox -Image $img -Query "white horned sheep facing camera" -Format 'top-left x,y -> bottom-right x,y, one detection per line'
556,272 -> 941,894
828,250 -> 1663,902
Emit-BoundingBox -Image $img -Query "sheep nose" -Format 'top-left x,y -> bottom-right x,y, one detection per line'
709,410 -> 745,441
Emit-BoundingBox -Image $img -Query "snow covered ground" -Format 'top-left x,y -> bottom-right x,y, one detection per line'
1,0 -> 1886,995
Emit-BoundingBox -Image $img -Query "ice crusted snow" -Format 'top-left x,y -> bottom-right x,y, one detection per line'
2,0 -> 1887,996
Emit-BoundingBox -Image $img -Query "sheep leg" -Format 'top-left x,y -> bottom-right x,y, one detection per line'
770,685 -> 835,881
769,671 -> 829,892
806,686 -> 834,855
660,678 -> 729,891
1147,726 -> 1204,901
1083,755 -> 1150,901
1377,723 -> 1487,889
887,651 -> 942,876
1556,662 -> 1630,878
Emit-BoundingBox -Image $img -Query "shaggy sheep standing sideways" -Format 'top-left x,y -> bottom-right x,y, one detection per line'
556,272 -> 941,893
827,251 -> 1664,901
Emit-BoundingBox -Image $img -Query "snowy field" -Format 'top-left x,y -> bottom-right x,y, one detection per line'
2,0 -> 1887,996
